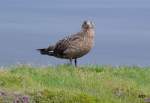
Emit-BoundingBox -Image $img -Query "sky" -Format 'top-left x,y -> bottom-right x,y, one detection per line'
0,0 -> 150,66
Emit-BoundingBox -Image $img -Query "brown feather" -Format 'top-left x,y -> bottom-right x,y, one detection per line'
37,20 -> 95,66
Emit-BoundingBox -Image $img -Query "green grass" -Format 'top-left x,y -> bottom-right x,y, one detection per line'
0,65 -> 150,103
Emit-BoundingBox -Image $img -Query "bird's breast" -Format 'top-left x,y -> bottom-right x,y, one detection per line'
73,31 -> 94,58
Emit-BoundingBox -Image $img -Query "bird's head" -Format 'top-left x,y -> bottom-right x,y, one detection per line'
81,20 -> 94,30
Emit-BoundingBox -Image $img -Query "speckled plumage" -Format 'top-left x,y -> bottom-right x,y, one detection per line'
37,20 -> 95,66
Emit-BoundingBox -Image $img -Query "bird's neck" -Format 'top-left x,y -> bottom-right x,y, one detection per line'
82,29 -> 94,38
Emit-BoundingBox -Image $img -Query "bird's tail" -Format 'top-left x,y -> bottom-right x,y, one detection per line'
37,46 -> 54,56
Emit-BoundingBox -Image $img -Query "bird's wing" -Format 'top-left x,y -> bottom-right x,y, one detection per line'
54,32 -> 83,56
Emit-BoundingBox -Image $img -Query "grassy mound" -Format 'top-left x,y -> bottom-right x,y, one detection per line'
0,65 -> 150,103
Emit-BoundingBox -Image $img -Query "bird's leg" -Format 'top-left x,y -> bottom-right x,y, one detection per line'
74,59 -> 77,67
69,59 -> 72,65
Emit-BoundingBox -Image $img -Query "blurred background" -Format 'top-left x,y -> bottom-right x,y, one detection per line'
0,0 -> 150,66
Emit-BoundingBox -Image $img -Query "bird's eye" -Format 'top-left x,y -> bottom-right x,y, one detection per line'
83,21 -> 87,25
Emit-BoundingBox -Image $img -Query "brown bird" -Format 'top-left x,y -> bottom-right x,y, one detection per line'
37,20 -> 95,67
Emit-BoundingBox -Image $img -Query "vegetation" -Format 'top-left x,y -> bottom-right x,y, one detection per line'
0,65 -> 150,103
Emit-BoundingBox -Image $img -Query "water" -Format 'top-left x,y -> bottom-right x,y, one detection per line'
0,0 -> 150,66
